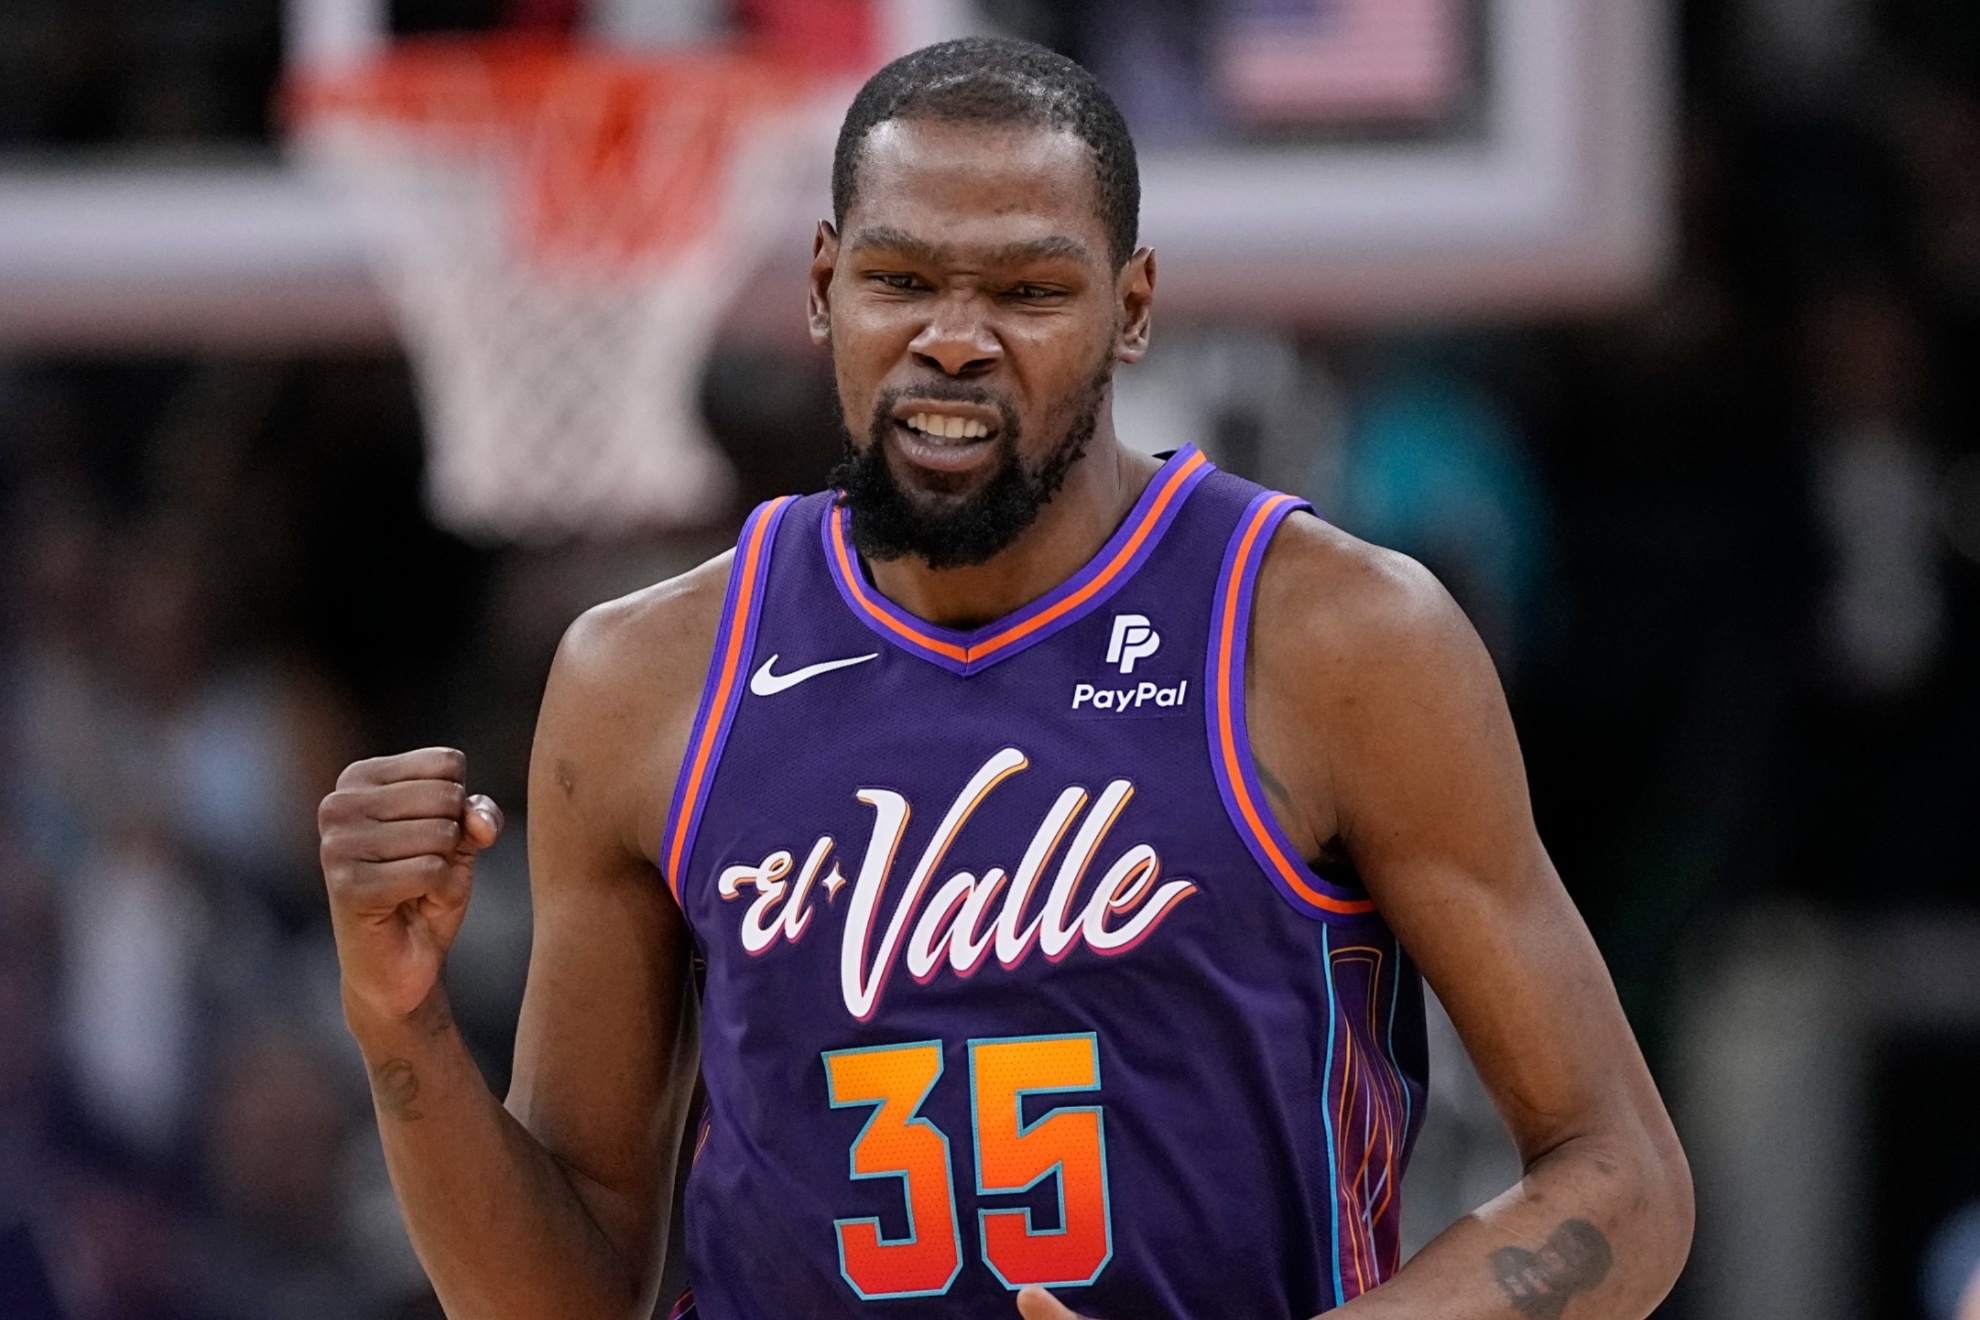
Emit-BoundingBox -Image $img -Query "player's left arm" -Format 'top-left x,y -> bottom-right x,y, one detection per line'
1018,512 -> 1692,1320
1263,513 -> 1692,1319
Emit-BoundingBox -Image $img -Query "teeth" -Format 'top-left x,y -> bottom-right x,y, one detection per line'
904,412 -> 990,441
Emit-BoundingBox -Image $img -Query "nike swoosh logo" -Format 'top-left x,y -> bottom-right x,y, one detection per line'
749,652 -> 880,697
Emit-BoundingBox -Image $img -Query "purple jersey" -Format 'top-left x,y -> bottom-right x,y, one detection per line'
663,448 -> 1426,1318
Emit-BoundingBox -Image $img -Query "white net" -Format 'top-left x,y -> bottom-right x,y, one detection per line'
297,49 -> 829,543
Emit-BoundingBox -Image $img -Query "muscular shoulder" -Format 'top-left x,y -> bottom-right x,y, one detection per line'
553,552 -> 734,710
531,552 -> 734,864
1252,510 -> 1478,687
1246,511 -> 1508,852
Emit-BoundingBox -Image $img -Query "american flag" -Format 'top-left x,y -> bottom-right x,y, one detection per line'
1214,0 -> 1468,124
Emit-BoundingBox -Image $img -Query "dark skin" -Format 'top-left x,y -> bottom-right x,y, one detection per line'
317,116 -> 1691,1320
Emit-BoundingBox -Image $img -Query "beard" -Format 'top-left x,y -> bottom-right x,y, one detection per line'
830,362 -> 1111,571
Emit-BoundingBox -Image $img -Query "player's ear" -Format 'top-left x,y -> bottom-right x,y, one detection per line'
809,221 -> 841,348
1115,245 -> 1156,364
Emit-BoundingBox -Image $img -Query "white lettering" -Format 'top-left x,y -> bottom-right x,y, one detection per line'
840,748 -> 1028,1020
994,786 -> 1088,966
718,850 -> 794,954
835,790 -> 911,1013
906,871 -> 977,981
1067,679 -> 1189,714
1081,844 -> 1197,951
1038,780 -> 1134,960
780,836 -> 833,944
730,748 -> 1199,1017
948,867 -> 1007,975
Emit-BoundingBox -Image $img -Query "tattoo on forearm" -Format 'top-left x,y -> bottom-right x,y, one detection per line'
1492,1219 -> 1613,1319
373,1057 -> 425,1121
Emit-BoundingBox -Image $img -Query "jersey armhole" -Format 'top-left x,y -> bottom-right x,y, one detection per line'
1204,492 -> 1379,921
658,496 -> 796,907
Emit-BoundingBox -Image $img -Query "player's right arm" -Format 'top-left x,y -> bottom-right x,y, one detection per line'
318,556 -> 731,1320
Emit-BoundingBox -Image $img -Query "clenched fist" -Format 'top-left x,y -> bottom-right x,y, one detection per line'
319,748 -> 504,1022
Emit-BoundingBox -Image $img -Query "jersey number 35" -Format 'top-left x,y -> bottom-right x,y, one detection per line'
822,1033 -> 1112,1299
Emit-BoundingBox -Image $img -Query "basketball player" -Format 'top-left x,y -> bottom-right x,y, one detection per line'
317,38 -> 1691,1320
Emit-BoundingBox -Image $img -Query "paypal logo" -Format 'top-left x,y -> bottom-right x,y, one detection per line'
1106,614 -> 1161,674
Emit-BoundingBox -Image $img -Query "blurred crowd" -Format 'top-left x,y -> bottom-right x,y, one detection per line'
1,1 -> 1978,1319
1,363 -> 479,1318
0,353 -> 719,1316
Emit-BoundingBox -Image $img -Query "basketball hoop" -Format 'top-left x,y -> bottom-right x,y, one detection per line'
290,37 -> 840,542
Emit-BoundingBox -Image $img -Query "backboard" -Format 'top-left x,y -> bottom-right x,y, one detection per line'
0,0 -> 1670,350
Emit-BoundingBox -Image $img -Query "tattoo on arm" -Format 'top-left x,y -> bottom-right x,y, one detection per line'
1252,754 -> 1298,822
1492,1219 -> 1613,1319
373,1057 -> 425,1121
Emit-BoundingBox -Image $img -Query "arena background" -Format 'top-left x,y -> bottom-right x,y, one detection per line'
0,1 -> 1977,1317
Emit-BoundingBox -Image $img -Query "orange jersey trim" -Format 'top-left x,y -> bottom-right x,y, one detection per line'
665,495 -> 793,898
1213,494 -> 1377,917
827,448 -> 1211,671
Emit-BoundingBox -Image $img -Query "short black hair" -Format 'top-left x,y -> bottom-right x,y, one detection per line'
831,36 -> 1140,271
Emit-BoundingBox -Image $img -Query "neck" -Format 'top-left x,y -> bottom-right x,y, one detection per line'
861,426 -> 1161,631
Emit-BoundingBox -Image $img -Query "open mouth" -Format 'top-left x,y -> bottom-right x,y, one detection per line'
902,411 -> 993,441
887,403 -> 1004,472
